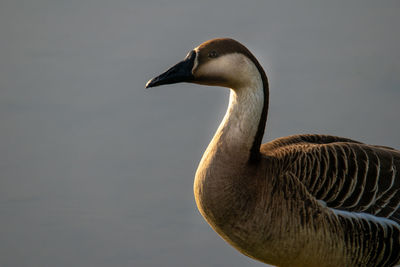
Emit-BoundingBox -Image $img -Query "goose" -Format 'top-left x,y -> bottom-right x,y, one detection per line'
145,38 -> 400,267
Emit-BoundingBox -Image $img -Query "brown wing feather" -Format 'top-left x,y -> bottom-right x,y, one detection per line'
261,134 -> 363,152
261,134 -> 400,224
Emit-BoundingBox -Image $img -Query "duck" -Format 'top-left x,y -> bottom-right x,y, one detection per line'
146,38 -> 400,267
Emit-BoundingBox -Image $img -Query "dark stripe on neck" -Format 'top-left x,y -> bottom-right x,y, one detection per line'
248,63 -> 269,163
223,40 -> 269,163
197,38 -> 269,163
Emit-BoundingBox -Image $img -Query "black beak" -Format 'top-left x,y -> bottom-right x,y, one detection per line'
145,50 -> 196,88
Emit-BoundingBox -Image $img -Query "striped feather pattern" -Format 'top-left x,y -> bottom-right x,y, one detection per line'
262,134 -> 400,222
334,210 -> 400,266
149,38 -> 400,266
261,134 -> 400,266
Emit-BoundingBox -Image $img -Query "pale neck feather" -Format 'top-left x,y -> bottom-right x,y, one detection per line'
194,56 -> 265,239
193,52 -> 268,253
200,55 -> 264,165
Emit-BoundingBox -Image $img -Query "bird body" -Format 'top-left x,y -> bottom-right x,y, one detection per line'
146,38 -> 400,266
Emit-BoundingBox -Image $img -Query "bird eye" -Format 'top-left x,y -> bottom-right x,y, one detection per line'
208,51 -> 219,58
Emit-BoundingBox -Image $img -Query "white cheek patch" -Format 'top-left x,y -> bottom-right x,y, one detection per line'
195,53 -> 260,88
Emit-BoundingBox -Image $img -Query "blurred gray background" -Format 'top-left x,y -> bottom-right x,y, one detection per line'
1,0 -> 399,266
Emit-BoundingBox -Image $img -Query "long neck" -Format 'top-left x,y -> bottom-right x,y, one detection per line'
194,61 -> 269,237
205,67 -> 268,164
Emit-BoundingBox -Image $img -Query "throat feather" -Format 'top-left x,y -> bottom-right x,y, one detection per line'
210,79 -> 264,162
